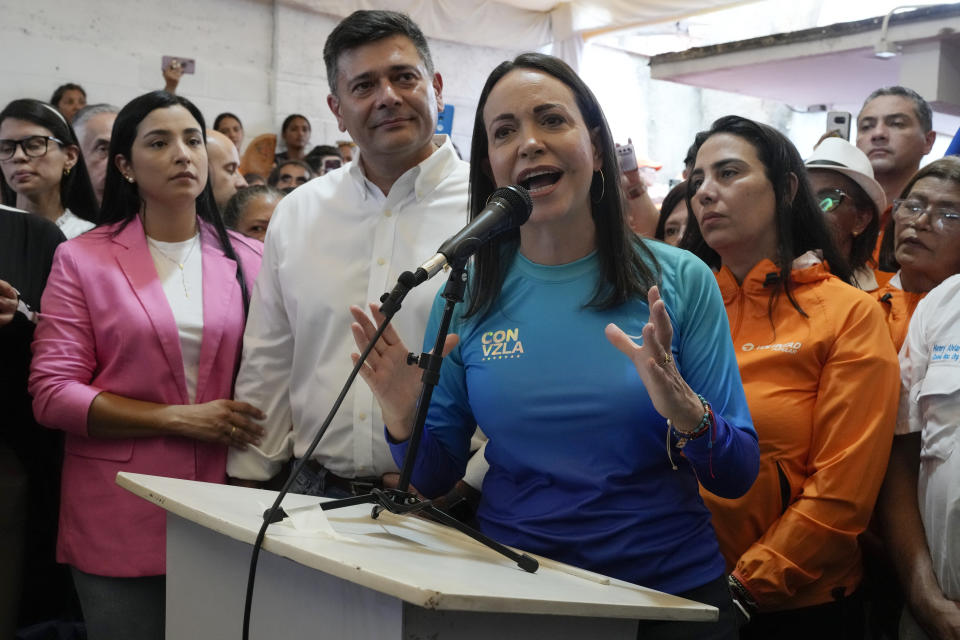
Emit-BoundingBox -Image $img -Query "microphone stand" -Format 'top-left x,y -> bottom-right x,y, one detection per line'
315,259 -> 538,573
244,261 -> 538,637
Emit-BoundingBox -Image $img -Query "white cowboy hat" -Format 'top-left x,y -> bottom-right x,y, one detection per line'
805,137 -> 887,215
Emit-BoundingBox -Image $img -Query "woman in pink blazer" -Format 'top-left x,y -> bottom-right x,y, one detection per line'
29,91 -> 264,640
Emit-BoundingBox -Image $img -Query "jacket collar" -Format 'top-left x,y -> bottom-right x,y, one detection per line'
112,216 -> 237,404
716,253 -> 832,303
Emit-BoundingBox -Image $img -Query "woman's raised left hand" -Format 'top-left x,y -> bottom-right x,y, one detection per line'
605,286 -> 705,432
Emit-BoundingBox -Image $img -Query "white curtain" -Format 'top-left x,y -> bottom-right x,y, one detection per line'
282,0 -> 754,51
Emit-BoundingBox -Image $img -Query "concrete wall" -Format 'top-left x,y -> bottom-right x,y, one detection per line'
3,0 -> 855,184
0,0 -> 521,157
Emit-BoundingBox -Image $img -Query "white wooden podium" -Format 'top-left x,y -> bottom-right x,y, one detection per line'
117,472 -> 716,639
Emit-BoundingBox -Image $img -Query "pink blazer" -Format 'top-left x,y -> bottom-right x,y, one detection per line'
29,216 -> 262,577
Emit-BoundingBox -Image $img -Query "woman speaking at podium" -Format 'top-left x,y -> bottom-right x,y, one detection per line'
351,53 -> 759,639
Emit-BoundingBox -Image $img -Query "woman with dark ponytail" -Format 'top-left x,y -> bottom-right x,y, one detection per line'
29,91 -> 264,640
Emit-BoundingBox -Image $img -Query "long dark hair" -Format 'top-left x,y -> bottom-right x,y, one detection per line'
878,155 -> 960,272
465,52 -> 658,318
680,115 -> 851,315
0,98 -> 99,222
100,90 -> 250,314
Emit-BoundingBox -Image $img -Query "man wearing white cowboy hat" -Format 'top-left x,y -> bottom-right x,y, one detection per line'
806,137 -> 887,291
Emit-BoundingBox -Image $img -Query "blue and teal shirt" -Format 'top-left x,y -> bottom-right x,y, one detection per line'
391,241 -> 758,595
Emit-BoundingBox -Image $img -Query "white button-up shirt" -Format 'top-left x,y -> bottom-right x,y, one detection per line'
897,272 -> 960,600
227,135 -> 469,481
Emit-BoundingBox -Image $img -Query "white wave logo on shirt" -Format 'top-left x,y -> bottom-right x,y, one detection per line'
481,328 -> 524,361
741,341 -> 802,354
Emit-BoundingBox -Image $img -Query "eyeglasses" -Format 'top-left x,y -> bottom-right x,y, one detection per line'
0,135 -> 65,161
817,188 -> 849,213
893,198 -> 960,232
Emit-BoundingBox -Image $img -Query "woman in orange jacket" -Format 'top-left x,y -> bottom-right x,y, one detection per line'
681,115 -> 900,639
873,156 -> 960,351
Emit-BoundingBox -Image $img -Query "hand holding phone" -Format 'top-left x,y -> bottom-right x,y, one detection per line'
162,56 -> 196,75
826,111 -> 851,140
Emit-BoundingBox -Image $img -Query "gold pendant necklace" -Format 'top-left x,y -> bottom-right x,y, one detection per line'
148,234 -> 199,298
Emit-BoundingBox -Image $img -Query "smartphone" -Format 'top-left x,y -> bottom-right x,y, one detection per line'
826,111 -> 851,140
161,56 -> 196,74
617,138 -> 638,173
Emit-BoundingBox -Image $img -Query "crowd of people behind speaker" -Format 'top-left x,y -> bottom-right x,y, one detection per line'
1,10 -> 958,638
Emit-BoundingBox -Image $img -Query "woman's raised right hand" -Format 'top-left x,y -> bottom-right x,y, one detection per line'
349,304 -> 458,442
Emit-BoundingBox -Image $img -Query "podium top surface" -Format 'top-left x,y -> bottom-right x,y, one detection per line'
117,472 -> 715,621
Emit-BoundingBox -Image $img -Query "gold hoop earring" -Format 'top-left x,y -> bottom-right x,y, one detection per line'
590,169 -> 605,204
63,167 -> 71,176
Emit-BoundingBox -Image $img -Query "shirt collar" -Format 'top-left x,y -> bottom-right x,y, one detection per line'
347,135 -> 456,202
889,270 -> 903,290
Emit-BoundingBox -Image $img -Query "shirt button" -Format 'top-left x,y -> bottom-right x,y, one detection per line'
384,209 -> 392,217
359,412 -> 367,420
377,258 -> 385,266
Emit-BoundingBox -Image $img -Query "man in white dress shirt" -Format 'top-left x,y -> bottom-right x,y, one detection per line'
227,10 -> 470,496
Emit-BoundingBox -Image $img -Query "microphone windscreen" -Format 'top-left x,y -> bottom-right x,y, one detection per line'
491,185 -> 533,227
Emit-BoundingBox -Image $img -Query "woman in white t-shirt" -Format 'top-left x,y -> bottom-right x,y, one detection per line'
29,91 -> 264,640
0,98 -> 98,238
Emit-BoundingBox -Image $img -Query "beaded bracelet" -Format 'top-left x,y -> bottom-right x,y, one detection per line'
666,394 -> 715,471
668,394 -> 712,446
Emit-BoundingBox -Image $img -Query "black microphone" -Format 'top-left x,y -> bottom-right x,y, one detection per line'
411,185 -> 532,285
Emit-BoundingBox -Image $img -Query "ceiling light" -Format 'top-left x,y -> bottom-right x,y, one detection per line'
874,5 -> 924,59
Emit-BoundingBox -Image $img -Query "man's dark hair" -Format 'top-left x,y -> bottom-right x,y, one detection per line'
267,159 -> 315,187
304,145 -> 343,173
323,10 -> 434,95
860,86 -> 933,133
50,83 -> 86,108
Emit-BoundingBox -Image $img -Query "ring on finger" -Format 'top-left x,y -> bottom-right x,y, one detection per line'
230,425 -> 237,438
659,353 -> 673,367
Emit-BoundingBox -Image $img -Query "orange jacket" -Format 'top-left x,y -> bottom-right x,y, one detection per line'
702,258 -> 899,611
871,278 -> 926,351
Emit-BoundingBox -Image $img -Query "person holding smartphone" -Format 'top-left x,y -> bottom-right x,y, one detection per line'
304,144 -> 343,175
617,138 -> 660,236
